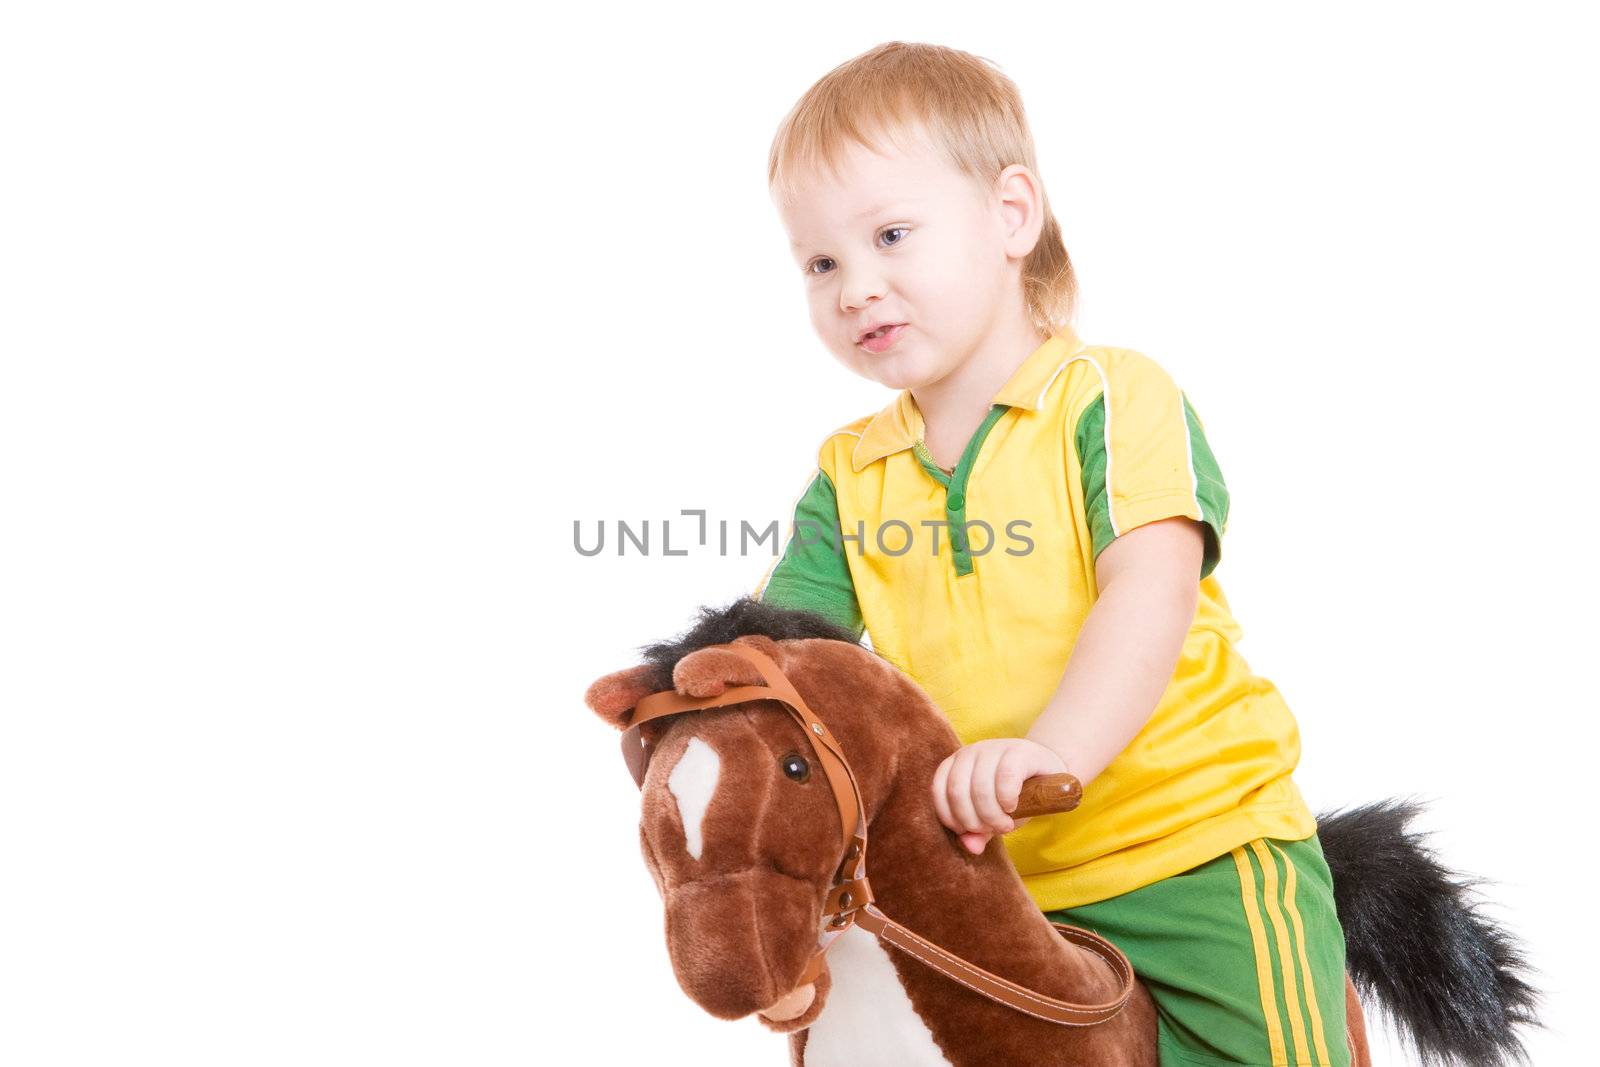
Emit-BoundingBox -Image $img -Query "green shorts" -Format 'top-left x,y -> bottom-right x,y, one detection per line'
1044,835 -> 1351,1067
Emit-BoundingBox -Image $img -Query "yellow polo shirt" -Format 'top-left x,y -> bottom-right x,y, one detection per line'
753,325 -> 1317,909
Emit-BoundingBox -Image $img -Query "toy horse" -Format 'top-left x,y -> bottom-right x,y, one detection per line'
583,600 -> 1538,1066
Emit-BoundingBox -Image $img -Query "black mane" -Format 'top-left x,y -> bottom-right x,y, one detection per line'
637,596 -> 860,690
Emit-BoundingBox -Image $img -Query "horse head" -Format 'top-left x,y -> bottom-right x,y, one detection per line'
584,608 -> 957,1031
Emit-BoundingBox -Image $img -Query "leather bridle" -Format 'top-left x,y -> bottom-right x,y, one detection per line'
620,642 -> 1136,1027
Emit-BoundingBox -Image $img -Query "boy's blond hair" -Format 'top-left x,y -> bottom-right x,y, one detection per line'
769,41 -> 1076,335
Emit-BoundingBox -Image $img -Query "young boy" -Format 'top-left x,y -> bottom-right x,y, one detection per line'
752,42 -> 1351,1067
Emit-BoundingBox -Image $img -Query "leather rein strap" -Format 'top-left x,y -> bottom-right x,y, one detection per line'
622,642 -> 1135,1027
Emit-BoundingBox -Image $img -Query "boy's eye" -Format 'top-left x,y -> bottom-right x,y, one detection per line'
804,226 -> 910,276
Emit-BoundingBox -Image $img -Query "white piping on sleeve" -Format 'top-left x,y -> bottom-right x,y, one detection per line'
1036,358 -> 1072,409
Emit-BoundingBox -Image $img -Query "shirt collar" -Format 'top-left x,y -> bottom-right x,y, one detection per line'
850,324 -> 1086,473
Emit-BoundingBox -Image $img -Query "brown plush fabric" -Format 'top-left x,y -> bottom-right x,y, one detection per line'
585,632 -> 1372,1065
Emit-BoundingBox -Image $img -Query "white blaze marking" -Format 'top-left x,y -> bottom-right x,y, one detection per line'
666,736 -> 719,860
804,925 -> 950,1066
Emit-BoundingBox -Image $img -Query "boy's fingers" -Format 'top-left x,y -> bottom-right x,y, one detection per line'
945,747 -> 981,834
969,744 -> 1012,833
960,830 -> 990,855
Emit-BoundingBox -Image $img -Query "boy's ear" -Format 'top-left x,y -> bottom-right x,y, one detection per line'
583,664 -> 659,729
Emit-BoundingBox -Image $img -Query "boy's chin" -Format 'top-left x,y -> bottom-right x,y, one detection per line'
875,368 -> 944,393
848,353 -> 935,392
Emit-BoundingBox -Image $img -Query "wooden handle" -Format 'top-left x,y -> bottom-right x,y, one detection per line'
1011,773 -> 1083,818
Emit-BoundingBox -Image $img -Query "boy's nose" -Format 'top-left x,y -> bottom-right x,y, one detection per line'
838,269 -> 887,314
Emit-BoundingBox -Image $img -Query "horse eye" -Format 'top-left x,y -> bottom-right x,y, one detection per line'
780,753 -> 811,782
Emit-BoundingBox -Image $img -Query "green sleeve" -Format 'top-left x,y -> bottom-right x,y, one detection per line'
1074,392 -> 1230,581
755,468 -> 865,640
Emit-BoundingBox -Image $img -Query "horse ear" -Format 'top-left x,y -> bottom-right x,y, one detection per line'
583,664 -> 659,730
673,634 -> 786,697
731,633 -> 783,661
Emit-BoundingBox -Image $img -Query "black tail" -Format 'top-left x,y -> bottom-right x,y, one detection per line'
1316,798 -> 1540,1066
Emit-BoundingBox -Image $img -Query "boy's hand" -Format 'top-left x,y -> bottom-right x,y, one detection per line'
931,738 -> 1069,855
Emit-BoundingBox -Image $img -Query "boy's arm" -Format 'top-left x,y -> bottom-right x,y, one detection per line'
1023,515 -> 1202,786
931,515 -> 1202,853
1031,352 -> 1222,781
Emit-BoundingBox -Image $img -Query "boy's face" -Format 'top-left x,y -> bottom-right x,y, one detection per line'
776,127 -> 1018,393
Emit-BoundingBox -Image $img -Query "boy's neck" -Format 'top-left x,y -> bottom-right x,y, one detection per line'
911,312 -> 1049,466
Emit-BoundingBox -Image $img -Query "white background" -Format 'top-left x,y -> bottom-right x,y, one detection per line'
3,3 -> 1595,1064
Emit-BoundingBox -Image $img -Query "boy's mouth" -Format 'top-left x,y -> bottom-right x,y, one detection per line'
857,323 -> 907,353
